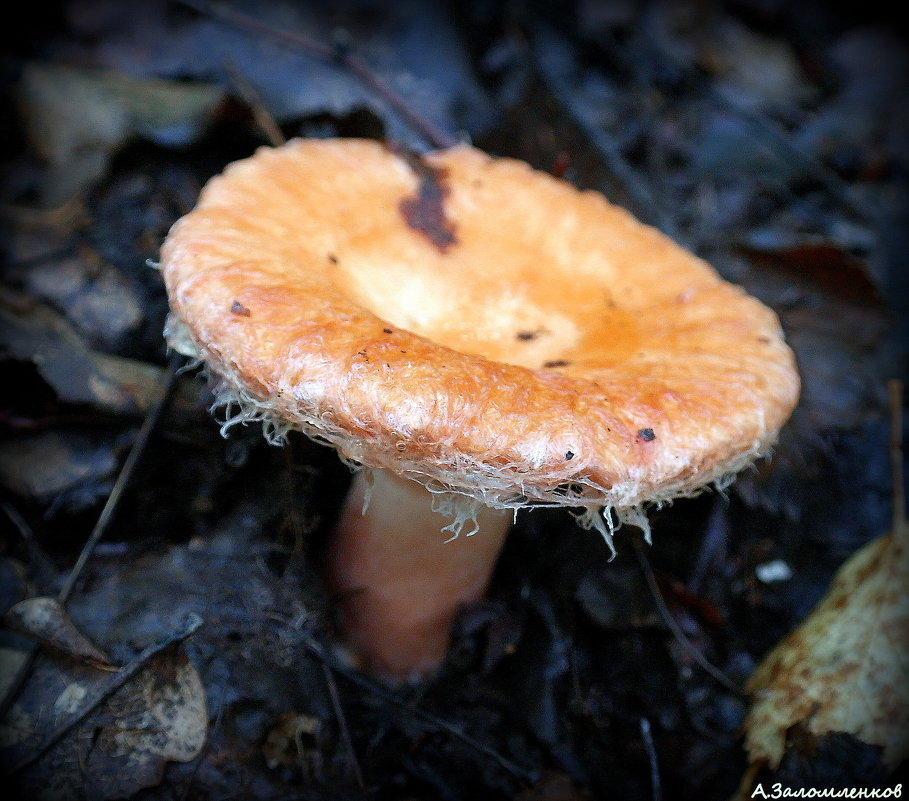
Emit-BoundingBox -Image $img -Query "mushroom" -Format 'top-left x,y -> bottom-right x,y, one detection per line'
159,138 -> 799,681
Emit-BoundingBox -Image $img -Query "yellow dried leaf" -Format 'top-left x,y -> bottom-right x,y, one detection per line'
742,518 -> 909,775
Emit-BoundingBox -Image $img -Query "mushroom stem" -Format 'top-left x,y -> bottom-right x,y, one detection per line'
324,469 -> 512,682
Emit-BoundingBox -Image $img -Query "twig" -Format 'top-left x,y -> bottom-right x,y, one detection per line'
689,497 -> 729,594
177,0 -> 457,150
0,354 -> 180,722
224,60 -> 287,148
1,500 -> 56,581
527,19 -> 681,241
178,678 -> 228,801
620,23 -> 868,222
319,661 -> 364,788
298,634 -> 534,782
58,353 -> 180,604
9,614 -> 204,776
703,86 -> 867,221
639,717 -> 662,801
632,539 -> 744,697
888,379 -> 905,533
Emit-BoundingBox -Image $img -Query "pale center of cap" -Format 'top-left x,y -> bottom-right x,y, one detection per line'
333,249 -> 641,371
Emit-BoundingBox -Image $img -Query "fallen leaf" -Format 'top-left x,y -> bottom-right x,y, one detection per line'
3,597 -> 114,669
739,514 -> 909,786
41,0 -> 496,155
0,288 -> 164,416
2,644 -> 208,801
0,431 -> 117,508
23,256 -> 145,349
82,647 -> 208,800
261,711 -> 322,775
0,647 -> 32,702
17,62 -> 223,204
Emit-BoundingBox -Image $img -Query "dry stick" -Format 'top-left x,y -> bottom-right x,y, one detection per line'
527,19 -> 681,242
319,661 -> 364,788
639,717 -> 662,801
632,539 -> 744,697
225,61 -> 287,148
178,678 -> 229,801
8,614 -> 204,776
177,0 -> 458,151
59,354 -> 180,604
1,500 -> 56,581
0,354 -> 180,722
612,24 -> 868,223
298,635 -> 533,782
888,379 -> 906,533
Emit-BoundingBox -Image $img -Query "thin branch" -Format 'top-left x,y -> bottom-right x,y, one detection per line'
9,614 -> 204,776
889,379 -> 906,535
225,60 -> 287,148
319,661 -> 364,788
527,19 -> 681,241
298,634 -> 535,782
632,539 -> 744,697
177,0 -> 457,150
688,498 -> 730,594
639,717 -> 662,801
58,353 -> 180,604
1,500 -> 56,581
0,354 -> 180,722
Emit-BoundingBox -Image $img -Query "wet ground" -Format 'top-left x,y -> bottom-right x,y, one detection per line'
1,2 -> 907,799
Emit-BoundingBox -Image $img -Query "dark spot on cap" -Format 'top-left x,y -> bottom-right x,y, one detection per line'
396,149 -> 457,252
517,327 -> 550,342
565,450 -> 575,461
230,300 -> 251,316
383,328 -> 393,334
328,253 -> 339,264
544,359 -> 571,368
637,428 -> 656,442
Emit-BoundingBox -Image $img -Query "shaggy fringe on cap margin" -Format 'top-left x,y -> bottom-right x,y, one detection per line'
166,314 -> 775,557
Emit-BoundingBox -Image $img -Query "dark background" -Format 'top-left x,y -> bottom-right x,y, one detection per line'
1,1 -> 907,799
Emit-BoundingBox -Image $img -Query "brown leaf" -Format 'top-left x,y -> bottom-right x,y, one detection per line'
83,647 -> 208,800
0,288 -> 165,416
0,431 -> 116,504
740,519 -> 909,782
3,596 -> 114,669
2,645 -> 207,801
17,62 -> 222,205
261,711 -> 322,775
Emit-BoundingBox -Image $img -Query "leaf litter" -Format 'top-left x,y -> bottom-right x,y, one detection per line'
1,1 -> 907,798
737,381 -> 909,794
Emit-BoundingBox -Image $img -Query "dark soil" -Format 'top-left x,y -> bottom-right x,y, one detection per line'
1,2 -> 907,799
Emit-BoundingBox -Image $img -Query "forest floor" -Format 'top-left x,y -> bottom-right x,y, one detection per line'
1,2 -> 907,799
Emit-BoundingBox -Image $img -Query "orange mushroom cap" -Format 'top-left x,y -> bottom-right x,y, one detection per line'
160,138 -> 799,540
